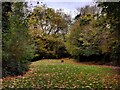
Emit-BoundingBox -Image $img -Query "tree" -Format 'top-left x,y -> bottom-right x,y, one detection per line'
66,12 -> 100,61
28,6 -> 70,37
97,2 -> 120,65
2,2 -> 35,77
28,5 -> 70,60
76,5 -> 99,16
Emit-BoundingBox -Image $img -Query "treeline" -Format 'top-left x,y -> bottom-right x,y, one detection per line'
2,2 -> 120,77
66,4 -> 120,65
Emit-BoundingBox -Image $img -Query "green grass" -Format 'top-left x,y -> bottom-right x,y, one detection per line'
2,59 -> 120,89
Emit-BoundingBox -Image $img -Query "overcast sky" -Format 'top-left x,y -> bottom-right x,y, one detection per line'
29,0 -> 94,18
45,2 -> 93,17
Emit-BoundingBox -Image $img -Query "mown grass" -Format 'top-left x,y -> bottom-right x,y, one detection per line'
2,59 -> 120,89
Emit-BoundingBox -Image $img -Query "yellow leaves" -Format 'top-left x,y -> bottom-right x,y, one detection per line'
85,85 -> 91,88
99,45 -> 110,54
79,37 -> 83,41
82,41 -> 90,46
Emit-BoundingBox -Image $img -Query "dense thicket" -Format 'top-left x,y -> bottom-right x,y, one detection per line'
2,2 -> 34,77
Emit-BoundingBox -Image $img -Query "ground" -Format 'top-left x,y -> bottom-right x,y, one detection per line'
2,58 -> 120,89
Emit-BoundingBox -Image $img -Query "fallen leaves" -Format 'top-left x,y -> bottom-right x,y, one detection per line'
2,59 -> 120,89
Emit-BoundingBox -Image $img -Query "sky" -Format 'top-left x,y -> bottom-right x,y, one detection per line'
43,2 -> 93,17
28,0 -> 94,18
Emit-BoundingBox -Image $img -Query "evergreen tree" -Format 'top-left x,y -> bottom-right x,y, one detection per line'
2,2 -> 35,77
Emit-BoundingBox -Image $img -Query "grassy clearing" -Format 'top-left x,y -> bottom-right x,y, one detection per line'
2,59 -> 120,89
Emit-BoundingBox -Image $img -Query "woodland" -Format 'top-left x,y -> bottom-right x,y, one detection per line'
2,1 -> 120,89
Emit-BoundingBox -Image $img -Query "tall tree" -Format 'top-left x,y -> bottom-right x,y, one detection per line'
66,9 -> 100,61
2,2 -> 34,77
28,5 -> 70,60
97,2 -> 120,65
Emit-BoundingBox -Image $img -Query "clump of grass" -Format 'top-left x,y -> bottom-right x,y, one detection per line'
2,59 -> 120,89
